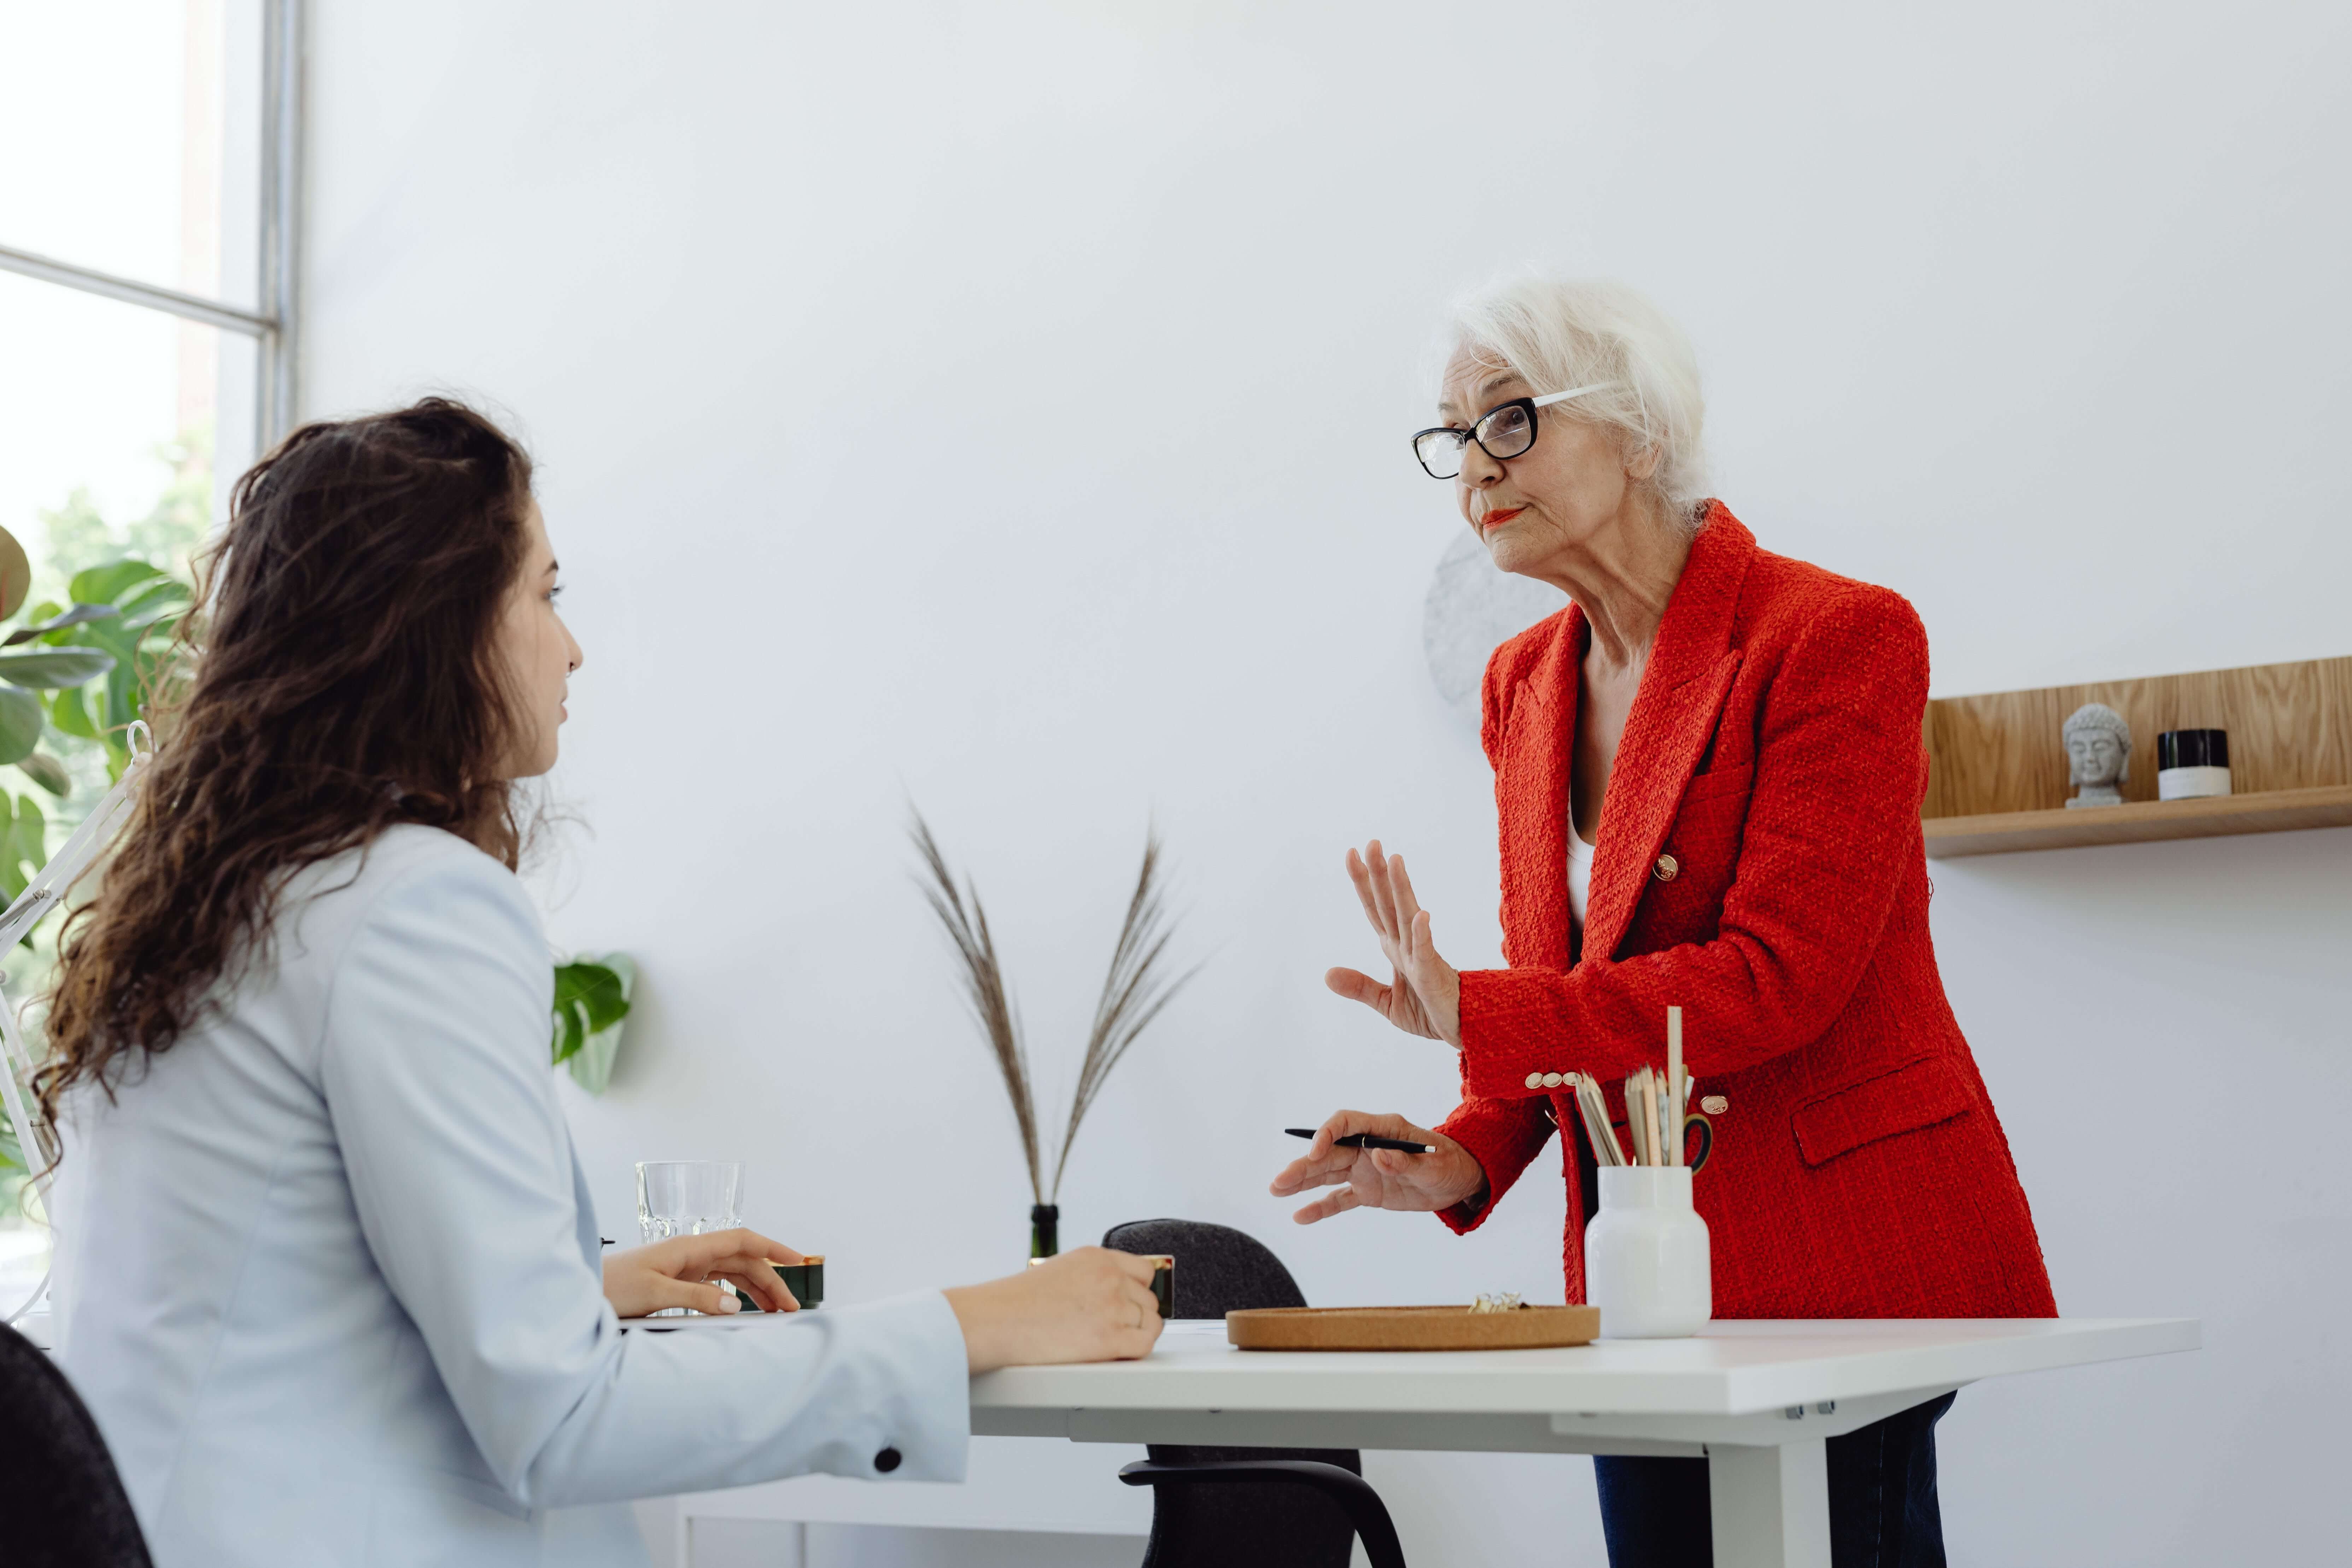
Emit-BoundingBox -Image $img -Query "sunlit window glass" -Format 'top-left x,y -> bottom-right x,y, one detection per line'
0,0 -> 269,1322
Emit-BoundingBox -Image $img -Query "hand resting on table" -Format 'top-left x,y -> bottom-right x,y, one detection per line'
945,1247 -> 1164,1373
603,1227 -> 805,1317
608,1229 -> 1161,1373
1270,1108 -> 1486,1223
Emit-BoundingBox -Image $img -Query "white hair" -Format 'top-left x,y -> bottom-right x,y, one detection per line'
1438,274 -> 1711,532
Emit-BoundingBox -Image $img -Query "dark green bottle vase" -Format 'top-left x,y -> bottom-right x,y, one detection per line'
1030,1203 -> 1060,1259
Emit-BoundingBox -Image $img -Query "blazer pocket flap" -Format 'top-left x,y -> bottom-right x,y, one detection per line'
1792,1056 -> 1974,1167
1679,762 -> 1755,807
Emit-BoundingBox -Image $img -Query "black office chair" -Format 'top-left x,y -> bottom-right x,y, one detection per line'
1101,1219 -> 1407,1568
0,1322 -> 153,1567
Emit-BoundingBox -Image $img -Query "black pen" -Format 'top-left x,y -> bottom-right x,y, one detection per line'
1285,1128 -> 1435,1153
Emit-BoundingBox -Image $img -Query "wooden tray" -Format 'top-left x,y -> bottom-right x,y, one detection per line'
1226,1305 -> 1599,1352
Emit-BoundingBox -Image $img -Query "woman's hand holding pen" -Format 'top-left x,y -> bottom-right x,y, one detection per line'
1324,840 -> 1462,1049
1270,1110 -> 1486,1223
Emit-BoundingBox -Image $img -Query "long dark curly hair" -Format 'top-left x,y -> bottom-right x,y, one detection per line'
37,397 -> 539,1133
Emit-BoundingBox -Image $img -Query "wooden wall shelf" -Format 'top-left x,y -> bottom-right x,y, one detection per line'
1921,656 -> 2352,859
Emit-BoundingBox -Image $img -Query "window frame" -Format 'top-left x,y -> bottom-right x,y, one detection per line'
0,0 -> 303,445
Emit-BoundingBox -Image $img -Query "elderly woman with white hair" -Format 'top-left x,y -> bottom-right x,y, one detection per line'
1272,277 -> 2055,1567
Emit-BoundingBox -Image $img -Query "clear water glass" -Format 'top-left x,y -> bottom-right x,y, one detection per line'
634,1160 -> 744,1246
630,1161 -> 738,1279
634,1161 -> 744,1317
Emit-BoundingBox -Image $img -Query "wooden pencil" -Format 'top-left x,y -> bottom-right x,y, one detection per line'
1667,1007 -> 1684,1166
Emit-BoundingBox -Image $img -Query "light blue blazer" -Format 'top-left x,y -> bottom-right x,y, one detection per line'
53,825 -> 968,1567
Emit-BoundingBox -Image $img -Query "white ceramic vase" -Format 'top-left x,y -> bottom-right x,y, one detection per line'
1585,1166 -> 1712,1339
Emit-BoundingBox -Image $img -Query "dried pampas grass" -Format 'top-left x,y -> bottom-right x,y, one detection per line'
911,809 -> 1196,1205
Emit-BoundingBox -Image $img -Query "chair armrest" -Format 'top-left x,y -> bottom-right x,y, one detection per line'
1118,1458 -> 1406,1568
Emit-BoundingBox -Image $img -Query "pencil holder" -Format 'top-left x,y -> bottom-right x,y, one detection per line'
1585,1166 -> 1711,1339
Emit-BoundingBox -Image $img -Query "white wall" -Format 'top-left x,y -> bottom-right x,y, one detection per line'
301,4 -> 2352,1564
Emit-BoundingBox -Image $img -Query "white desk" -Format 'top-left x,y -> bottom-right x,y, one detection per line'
966,1316 -> 2198,1568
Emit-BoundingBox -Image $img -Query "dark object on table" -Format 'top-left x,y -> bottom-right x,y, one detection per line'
0,1322 -> 154,1567
1284,1128 -> 1434,1153
1101,1218 -> 1408,1568
1147,1256 -> 1174,1318
770,1256 -> 825,1309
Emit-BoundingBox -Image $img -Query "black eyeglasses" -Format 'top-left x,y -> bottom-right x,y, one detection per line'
1411,383 -> 1613,479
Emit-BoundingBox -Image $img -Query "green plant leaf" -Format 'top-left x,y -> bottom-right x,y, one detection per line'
14,753 -> 68,795
64,615 -> 138,656
0,689 -> 43,766
69,560 -> 165,607
550,1001 -> 589,1065
57,617 -> 140,735
0,646 -> 117,689
6,601 -> 59,647
0,791 -> 47,930
553,960 -> 629,1012
0,527 -> 29,622
48,686 -> 95,739
8,602 -> 120,646
16,791 -> 45,872
77,628 -> 155,710
551,956 -> 634,1075
118,579 -> 192,621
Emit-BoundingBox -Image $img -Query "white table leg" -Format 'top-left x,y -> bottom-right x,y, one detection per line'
1707,1439 -> 1830,1568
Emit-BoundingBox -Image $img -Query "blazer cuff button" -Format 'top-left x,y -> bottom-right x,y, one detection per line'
1525,1073 -> 1543,1089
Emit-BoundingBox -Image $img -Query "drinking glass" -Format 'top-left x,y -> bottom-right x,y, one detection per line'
634,1161 -> 744,1317
634,1160 -> 744,1246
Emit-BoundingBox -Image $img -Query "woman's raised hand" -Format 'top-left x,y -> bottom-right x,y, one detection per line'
1324,840 -> 1463,1048
943,1247 -> 1165,1373
602,1227 -> 804,1318
1269,1110 -> 1487,1224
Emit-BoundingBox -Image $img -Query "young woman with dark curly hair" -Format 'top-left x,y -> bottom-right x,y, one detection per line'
44,398 -> 1159,1567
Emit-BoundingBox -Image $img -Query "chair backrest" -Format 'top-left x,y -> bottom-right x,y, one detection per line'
0,1323 -> 153,1567
1098,1217 -> 1308,1319
1101,1219 -> 1361,1568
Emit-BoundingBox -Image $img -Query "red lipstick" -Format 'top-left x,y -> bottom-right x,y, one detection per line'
1480,507 -> 1525,530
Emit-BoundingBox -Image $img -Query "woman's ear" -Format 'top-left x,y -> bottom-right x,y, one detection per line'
1626,443 -> 1663,482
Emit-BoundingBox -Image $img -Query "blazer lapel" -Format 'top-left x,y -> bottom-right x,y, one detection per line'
1494,604 -> 1584,972
1580,507 -> 1756,960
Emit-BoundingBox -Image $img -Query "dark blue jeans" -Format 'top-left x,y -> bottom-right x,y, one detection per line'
1593,1392 -> 1957,1568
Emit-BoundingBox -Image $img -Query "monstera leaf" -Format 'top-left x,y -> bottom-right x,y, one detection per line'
552,954 -> 636,1095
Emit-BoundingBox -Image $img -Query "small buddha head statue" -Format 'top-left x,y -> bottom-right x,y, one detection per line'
2063,702 -> 2132,802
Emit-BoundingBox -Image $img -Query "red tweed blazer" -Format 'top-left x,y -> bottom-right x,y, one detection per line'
1437,504 -> 2056,1320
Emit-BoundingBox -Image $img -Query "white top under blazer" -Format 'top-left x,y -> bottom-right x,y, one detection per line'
53,825 -> 969,1567
1567,791 -> 1595,931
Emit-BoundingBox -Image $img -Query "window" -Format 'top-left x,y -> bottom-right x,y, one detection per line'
0,0 -> 299,1321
